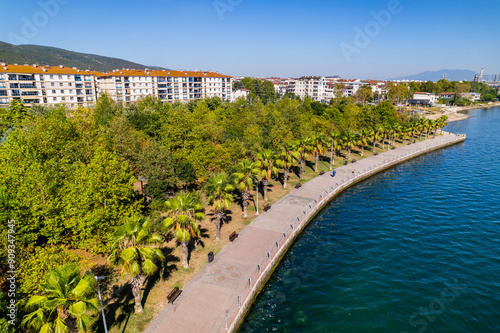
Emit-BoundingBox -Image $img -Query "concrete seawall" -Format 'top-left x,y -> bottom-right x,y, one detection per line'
144,133 -> 466,333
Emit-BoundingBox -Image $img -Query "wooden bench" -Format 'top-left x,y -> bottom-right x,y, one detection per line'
167,287 -> 182,304
263,204 -> 271,212
229,231 -> 238,242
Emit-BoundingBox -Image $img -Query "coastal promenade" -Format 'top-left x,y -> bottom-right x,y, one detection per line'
144,132 -> 466,333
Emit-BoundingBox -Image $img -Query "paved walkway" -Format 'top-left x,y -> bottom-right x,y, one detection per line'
144,133 -> 465,333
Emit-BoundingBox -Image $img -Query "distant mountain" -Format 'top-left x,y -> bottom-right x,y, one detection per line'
0,41 -> 166,72
388,69 -> 476,82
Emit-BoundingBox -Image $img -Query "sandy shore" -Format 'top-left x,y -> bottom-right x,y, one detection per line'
425,101 -> 500,123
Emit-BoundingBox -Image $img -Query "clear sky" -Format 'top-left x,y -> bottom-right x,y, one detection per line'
1,0 -> 499,79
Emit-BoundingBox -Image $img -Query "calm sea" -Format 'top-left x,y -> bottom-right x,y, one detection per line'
239,107 -> 500,333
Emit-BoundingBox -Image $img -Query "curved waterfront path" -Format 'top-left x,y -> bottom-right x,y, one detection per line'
144,132 -> 465,333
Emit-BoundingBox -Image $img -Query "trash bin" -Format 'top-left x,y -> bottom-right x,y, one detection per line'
208,251 -> 214,263
331,170 -> 336,177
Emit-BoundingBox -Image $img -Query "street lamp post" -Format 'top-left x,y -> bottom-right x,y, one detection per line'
255,180 -> 259,215
86,271 -> 108,333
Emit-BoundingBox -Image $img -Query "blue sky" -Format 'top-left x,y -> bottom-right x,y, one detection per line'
1,0 -> 499,79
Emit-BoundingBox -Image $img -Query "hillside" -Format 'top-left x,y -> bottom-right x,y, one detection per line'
388,69 -> 476,82
0,41 -> 165,72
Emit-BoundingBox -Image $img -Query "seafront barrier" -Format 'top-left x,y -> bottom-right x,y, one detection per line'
144,132 -> 466,333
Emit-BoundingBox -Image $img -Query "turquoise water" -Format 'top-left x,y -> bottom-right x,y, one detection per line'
239,108 -> 500,333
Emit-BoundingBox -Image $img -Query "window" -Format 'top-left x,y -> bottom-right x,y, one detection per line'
52,90 -> 56,93
59,75 -> 62,79
52,97 -> 57,101
59,83 -> 63,86
51,83 -> 55,87
69,83 -> 72,86
60,90 -> 64,94
50,75 -> 54,79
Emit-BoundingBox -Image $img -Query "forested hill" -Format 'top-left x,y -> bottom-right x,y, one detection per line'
0,41 -> 166,72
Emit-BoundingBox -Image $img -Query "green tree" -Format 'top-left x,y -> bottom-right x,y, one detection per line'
329,130 -> 342,169
280,142 -> 299,188
371,125 -> 383,152
107,215 -> 164,313
164,192 -> 204,268
204,173 -> 235,240
355,85 -> 373,105
311,133 -> 326,172
137,140 -> 178,199
21,263 -> 99,333
341,130 -> 358,160
358,129 -> 370,156
256,150 -> 280,201
232,159 -> 259,217
294,137 -> 313,179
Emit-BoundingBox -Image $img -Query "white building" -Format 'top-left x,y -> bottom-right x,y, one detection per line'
0,63 -> 99,108
412,92 -> 438,104
231,88 -> 250,101
286,77 -> 328,102
97,69 -> 232,103
463,92 -> 481,102
0,64 -> 233,108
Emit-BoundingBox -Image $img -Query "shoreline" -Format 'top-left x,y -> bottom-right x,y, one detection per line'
144,133 -> 466,333
426,101 -> 500,123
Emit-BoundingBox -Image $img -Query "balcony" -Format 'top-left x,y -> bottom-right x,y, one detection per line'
21,91 -> 39,96
20,84 -> 37,89
19,75 -> 35,81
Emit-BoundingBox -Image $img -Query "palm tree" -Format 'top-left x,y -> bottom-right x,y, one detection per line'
164,192 -> 204,268
381,125 -> 390,149
107,214 -> 164,313
204,172 -> 234,241
371,125 -> 383,152
256,149 -> 280,201
437,115 -> 448,133
232,159 -> 259,216
329,130 -> 342,169
424,119 -> 433,139
294,136 -> 313,179
417,118 -> 426,138
358,129 -> 369,156
22,263 -> 99,333
391,123 -> 402,146
341,130 -> 358,160
280,142 -> 299,188
401,126 -> 410,144
311,133 -> 326,172
409,122 -> 418,142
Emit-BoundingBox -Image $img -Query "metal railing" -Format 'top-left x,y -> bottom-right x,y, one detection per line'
222,133 -> 466,331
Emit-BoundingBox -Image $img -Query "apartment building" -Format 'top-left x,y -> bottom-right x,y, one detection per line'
97,69 -> 232,103
0,63 -> 99,108
286,77 -> 328,101
0,64 -> 232,108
